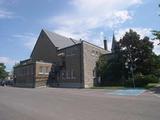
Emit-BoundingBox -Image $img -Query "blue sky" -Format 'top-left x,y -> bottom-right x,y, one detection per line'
0,0 -> 159,71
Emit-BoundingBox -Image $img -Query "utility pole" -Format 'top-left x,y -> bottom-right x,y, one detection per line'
130,64 -> 135,88
125,49 -> 136,89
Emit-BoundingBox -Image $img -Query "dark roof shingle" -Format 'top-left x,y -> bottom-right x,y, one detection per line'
43,29 -> 80,49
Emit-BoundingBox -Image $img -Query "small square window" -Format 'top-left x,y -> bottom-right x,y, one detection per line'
39,66 -> 49,75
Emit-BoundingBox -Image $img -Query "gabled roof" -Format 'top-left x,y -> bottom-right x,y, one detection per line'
43,29 -> 80,49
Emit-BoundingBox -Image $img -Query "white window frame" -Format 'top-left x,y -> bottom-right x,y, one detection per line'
39,66 -> 49,75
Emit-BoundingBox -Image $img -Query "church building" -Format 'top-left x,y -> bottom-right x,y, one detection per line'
14,29 -> 116,88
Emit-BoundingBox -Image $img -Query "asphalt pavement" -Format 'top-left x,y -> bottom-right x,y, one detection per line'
0,87 -> 160,120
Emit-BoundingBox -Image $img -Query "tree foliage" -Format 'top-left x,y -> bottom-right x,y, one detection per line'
0,63 -> 8,79
119,29 -> 154,75
96,42 -> 125,85
96,55 -> 108,78
97,29 -> 160,86
152,30 -> 160,45
152,4 -> 160,45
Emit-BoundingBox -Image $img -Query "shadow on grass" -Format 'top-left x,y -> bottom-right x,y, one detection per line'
144,82 -> 160,94
149,86 -> 160,94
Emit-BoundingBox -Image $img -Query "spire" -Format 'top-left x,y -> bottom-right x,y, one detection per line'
111,32 -> 117,53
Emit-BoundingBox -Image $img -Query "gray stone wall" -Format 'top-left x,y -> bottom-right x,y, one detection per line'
35,62 -> 52,87
57,44 -> 83,88
82,41 -> 108,88
30,30 -> 60,63
15,29 -> 109,88
14,61 -> 52,88
14,63 -> 35,88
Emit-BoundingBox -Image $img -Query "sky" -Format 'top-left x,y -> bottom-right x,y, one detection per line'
0,0 -> 159,71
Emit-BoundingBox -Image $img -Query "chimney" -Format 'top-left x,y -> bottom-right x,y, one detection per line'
103,37 -> 108,51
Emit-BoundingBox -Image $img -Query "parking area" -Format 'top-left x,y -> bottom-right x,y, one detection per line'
0,87 -> 160,120
107,89 -> 146,96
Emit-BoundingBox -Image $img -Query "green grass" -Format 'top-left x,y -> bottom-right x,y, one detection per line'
90,86 -> 125,89
145,83 -> 160,89
90,83 -> 160,90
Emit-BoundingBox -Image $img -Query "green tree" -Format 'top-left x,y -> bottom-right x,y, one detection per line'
0,63 -> 8,79
152,30 -> 160,45
106,42 -> 125,81
150,54 -> 160,77
152,4 -> 160,45
96,42 -> 125,85
119,29 -> 154,75
96,55 -> 108,79
97,29 -> 159,87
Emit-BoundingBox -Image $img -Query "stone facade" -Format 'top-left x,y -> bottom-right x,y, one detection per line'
31,30 -> 60,63
55,44 -> 83,88
34,62 -> 52,87
14,60 -> 35,88
14,29 -> 110,88
82,41 -> 108,88
14,60 -> 52,88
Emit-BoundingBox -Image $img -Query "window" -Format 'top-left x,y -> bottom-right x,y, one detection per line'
61,71 -> 65,80
71,70 -> 76,79
39,66 -> 49,75
65,70 -> 76,79
66,70 -> 70,79
39,66 -> 43,74
66,47 -> 78,56
45,67 -> 49,75
72,47 -> 78,54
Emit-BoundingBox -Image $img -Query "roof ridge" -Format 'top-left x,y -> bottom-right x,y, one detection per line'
69,38 -> 77,45
43,29 -> 78,42
42,29 -> 80,49
82,40 -> 109,52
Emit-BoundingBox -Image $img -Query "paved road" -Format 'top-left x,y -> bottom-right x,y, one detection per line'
0,87 -> 160,120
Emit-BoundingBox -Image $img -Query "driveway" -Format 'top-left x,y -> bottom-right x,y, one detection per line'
0,87 -> 160,120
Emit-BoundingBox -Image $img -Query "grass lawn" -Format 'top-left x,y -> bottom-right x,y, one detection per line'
90,86 -> 125,89
90,83 -> 160,90
145,83 -> 160,89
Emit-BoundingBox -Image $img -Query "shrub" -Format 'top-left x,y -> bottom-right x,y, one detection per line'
124,73 -> 160,87
124,74 -> 149,87
152,69 -> 160,78
143,74 -> 159,83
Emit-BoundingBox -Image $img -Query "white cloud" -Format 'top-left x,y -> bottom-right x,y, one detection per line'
107,10 -> 132,28
0,57 -> 18,65
0,0 -> 17,19
115,27 -> 152,40
154,46 -> 160,55
71,0 -> 142,14
114,11 -> 132,23
153,39 -> 160,55
131,0 -> 142,4
47,0 -> 142,48
46,0 -> 160,55
0,9 -> 13,19
13,33 -> 37,50
115,27 -> 160,55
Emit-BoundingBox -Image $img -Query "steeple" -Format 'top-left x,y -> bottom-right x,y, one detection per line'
111,32 -> 117,53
